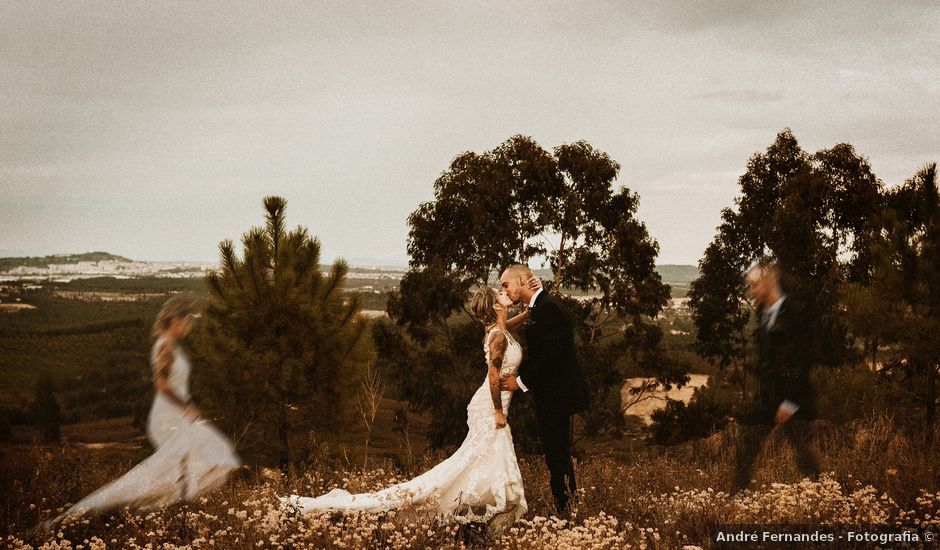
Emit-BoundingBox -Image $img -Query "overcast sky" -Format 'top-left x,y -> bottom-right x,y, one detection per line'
2,1 -> 938,266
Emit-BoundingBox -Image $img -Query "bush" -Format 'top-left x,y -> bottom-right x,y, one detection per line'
813,363 -> 904,423
650,382 -> 737,445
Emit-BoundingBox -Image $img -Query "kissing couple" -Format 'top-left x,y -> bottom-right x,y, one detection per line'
282,264 -> 590,533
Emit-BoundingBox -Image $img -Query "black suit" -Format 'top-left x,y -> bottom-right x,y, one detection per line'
754,297 -> 817,420
519,290 -> 589,513
734,296 -> 819,491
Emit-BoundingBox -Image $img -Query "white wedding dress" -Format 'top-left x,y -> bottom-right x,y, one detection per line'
282,328 -> 527,532
52,337 -> 241,524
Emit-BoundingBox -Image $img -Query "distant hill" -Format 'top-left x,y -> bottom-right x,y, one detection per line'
655,264 -> 699,286
0,252 -> 697,286
0,252 -> 133,272
529,265 -> 698,285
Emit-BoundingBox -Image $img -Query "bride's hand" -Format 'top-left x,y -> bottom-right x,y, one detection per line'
494,410 -> 507,429
492,302 -> 506,316
526,276 -> 542,291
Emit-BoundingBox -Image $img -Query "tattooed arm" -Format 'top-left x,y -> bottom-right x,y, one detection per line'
486,330 -> 509,429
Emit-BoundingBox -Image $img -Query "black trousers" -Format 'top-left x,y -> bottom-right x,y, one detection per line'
537,412 -> 576,514
733,419 -> 820,492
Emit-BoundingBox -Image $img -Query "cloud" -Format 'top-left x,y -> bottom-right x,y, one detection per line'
2,1 -> 939,265
694,90 -> 785,104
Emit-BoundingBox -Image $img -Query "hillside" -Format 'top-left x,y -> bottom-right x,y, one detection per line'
0,252 -> 133,272
655,264 -> 699,285
1,252 -> 697,284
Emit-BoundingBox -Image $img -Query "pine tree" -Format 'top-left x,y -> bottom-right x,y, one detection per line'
842,164 -> 940,426
197,196 -> 370,467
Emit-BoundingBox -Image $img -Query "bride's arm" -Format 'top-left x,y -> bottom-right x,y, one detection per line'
505,308 -> 529,331
487,331 -> 509,429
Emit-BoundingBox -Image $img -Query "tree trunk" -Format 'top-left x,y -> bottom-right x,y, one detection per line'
736,360 -> 748,401
278,401 -> 290,471
926,362 -> 937,431
554,234 -> 567,284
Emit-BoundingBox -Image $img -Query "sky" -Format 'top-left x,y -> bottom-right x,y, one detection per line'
2,1 -> 938,266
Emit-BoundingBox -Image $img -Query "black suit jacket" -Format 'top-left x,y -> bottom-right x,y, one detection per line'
519,291 -> 590,418
754,296 -> 816,419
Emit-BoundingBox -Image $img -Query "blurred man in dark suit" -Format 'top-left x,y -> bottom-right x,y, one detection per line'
733,261 -> 820,492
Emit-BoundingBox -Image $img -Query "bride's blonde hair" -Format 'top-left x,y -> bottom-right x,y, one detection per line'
470,287 -> 498,325
151,294 -> 202,342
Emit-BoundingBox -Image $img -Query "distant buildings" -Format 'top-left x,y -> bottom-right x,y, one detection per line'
0,260 -> 213,283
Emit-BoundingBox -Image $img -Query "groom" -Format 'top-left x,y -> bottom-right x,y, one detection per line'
499,264 -> 590,515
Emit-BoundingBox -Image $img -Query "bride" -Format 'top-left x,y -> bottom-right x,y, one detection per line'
281,282 -> 539,533
50,296 -> 241,526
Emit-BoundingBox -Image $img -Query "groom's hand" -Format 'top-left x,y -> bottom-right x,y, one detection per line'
500,375 -> 520,391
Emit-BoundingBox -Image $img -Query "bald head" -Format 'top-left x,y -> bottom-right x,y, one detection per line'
745,261 -> 782,309
500,264 -> 534,304
502,264 -> 533,280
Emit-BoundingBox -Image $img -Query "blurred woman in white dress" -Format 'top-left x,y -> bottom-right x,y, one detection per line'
50,296 -> 240,526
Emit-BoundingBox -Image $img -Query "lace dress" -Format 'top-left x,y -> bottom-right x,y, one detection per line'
52,337 -> 241,524
282,328 -> 527,532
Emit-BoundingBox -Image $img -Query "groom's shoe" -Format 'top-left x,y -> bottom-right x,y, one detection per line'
455,522 -> 490,545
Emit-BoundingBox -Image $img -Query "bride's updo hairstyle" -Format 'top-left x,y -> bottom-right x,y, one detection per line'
151,294 -> 202,341
470,287 -> 499,325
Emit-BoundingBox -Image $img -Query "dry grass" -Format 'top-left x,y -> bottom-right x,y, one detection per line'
2,415 -> 938,549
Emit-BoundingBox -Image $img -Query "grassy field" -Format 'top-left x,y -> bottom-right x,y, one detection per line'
2,415 -> 938,548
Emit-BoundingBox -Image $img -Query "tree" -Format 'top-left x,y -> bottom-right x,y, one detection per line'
377,135 -> 672,447
689,130 -> 884,407
33,373 -> 61,442
842,164 -> 939,426
196,196 -> 370,468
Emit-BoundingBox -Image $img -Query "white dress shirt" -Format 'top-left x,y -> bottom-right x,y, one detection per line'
763,295 -> 785,329
528,288 -> 543,309
515,288 -> 543,393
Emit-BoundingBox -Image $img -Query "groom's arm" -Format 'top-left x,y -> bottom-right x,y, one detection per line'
774,301 -> 812,425
504,356 -> 530,392
514,301 -> 566,393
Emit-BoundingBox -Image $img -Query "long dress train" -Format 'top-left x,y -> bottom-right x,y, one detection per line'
281,328 -> 527,533
51,337 -> 240,524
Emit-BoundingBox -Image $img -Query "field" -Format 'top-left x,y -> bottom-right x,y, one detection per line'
3,416 -> 939,548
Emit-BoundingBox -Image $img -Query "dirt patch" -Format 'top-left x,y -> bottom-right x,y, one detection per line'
621,374 -> 709,425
